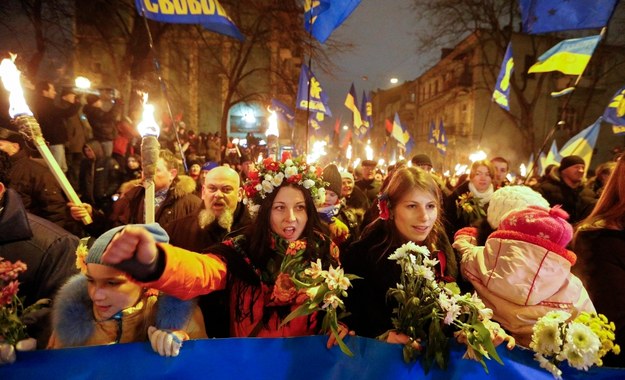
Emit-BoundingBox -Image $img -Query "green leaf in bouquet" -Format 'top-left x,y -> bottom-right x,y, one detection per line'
280,303 -> 316,327
329,317 -> 353,357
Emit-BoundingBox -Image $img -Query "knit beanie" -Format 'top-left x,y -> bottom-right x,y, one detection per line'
486,185 -> 550,229
340,171 -> 354,183
411,154 -> 433,167
201,161 -> 219,172
559,155 -> 585,172
86,223 -> 169,265
322,164 -> 343,196
496,205 -> 576,264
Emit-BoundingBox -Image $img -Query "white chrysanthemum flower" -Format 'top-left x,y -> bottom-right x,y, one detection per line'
284,165 -> 298,178
414,264 -> 435,281
557,342 -> 596,371
302,179 -> 315,189
388,249 -> 407,261
566,322 -> 601,354
531,320 -> 562,355
284,159 -> 294,167
261,180 -> 274,194
543,310 -> 571,324
264,174 -> 273,181
271,172 -> 284,187
438,292 -> 452,310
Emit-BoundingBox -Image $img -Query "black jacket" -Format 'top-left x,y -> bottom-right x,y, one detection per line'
534,170 -> 596,225
32,96 -> 80,145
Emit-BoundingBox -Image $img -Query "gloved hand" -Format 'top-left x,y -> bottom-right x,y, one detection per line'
147,326 -> 189,357
0,338 -> 37,365
453,227 -> 478,245
328,218 -> 349,244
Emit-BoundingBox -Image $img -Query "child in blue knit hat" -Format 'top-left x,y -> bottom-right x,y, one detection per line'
47,224 -> 207,356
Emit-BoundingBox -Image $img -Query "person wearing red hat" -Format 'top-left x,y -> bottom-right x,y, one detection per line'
454,205 -> 595,347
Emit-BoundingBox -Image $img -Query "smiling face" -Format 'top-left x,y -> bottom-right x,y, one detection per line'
341,177 -> 354,197
86,264 -> 142,321
270,186 -> 308,241
470,164 -> 492,192
393,187 -> 438,244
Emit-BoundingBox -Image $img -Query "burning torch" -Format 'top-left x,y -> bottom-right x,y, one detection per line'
0,55 -> 92,225
137,96 -> 160,224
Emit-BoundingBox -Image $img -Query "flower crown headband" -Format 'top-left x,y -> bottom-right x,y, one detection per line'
242,155 -> 327,214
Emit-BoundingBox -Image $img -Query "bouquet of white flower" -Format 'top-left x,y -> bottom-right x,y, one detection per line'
531,311 -> 620,379
384,242 -> 509,373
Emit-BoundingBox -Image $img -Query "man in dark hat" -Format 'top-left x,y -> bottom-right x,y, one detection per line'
535,155 -> 596,224
355,159 -> 381,204
411,153 -> 433,172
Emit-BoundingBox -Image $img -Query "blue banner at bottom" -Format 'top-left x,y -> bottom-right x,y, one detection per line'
1,336 -> 623,379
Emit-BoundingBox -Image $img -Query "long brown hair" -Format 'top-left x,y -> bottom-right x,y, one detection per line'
361,167 -> 445,259
576,156 -> 625,232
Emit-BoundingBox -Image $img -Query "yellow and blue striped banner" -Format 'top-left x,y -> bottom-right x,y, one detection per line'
528,35 -> 601,76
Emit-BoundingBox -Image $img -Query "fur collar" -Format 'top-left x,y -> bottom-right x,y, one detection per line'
52,275 -> 196,346
171,175 -> 197,199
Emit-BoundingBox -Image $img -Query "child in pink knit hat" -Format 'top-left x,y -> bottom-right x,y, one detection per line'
453,205 -> 595,346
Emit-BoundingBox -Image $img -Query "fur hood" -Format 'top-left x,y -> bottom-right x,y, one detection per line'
172,175 -> 197,198
52,274 -> 195,346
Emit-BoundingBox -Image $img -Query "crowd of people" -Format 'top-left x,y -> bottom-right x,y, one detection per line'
0,83 -> 623,370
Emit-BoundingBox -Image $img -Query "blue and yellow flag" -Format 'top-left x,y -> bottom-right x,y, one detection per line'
344,83 -> 363,133
528,35 -> 601,75
135,0 -> 244,41
428,120 -> 436,144
528,35 -> 601,76
270,99 -> 295,129
296,64 -> 332,116
360,90 -> 372,136
390,113 -> 409,147
492,42 -> 514,111
304,0 -> 361,43
435,120 -> 448,155
558,118 -> 601,170
519,0 -> 618,34
602,86 -> 625,127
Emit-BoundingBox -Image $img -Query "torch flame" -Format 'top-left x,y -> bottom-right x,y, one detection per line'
0,54 -> 33,117
266,109 -> 279,137
137,102 -> 160,137
75,76 -> 91,90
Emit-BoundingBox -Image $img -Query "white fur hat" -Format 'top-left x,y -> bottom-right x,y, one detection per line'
487,185 -> 550,229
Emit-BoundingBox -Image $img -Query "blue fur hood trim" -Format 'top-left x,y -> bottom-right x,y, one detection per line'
52,275 -> 95,346
154,295 -> 196,330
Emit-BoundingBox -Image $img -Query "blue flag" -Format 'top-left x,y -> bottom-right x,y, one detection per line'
304,0 -> 361,43
296,64 -> 332,116
603,86 -> 625,126
428,120 -> 436,144
436,120 -> 448,155
493,42 -> 514,111
270,99 -> 295,128
135,0 -> 244,41
360,90 -> 373,136
519,0 -> 618,34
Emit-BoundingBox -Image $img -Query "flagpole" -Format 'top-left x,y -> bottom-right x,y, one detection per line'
524,27 -> 607,183
138,5 -> 188,172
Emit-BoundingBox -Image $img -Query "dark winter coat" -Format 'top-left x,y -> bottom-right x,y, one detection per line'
79,140 -> 123,212
341,220 -> 458,338
32,96 -> 80,145
573,228 -> 625,367
83,103 -> 121,142
534,170 -> 596,225
7,149 -> 69,228
0,188 -> 79,347
109,175 -> 201,227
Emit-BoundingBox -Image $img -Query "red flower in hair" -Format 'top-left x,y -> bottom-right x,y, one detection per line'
378,193 -> 390,220
263,158 -> 280,172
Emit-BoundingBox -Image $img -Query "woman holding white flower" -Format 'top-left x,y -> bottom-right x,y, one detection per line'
97,156 -> 350,346
341,167 -> 458,341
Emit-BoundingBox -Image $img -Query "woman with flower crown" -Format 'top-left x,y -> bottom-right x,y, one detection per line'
341,166 -> 458,342
97,156 -> 349,345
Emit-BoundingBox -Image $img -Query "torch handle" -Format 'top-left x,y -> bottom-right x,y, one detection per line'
16,115 -> 92,225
